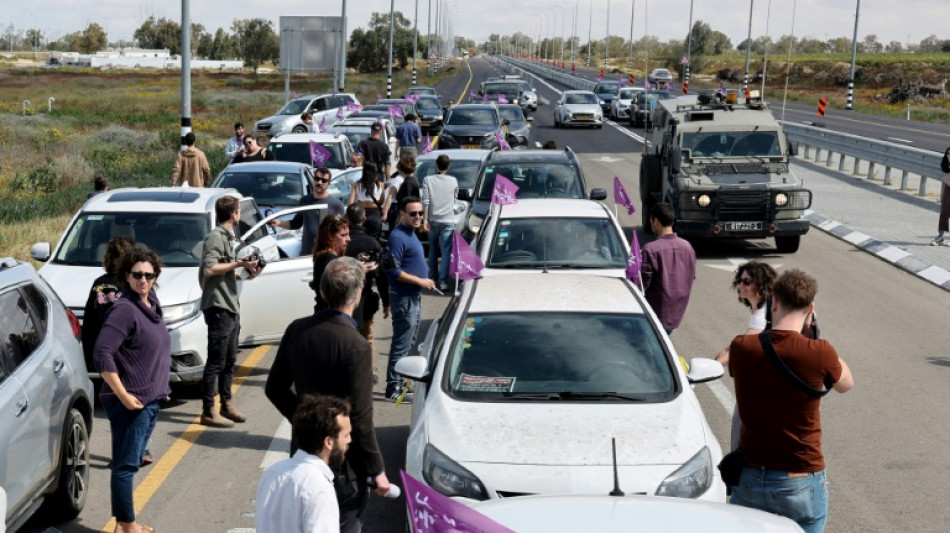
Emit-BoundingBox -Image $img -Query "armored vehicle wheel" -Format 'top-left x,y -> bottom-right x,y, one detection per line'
775,235 -> 801,254
639,154 -> 662,202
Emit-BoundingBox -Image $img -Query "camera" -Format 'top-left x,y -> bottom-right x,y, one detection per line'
358,250 -> 379,263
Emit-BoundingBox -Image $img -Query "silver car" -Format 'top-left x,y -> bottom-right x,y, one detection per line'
254,93 -> 360,137
649,68 -> 674,84
554,90 -> 604,129
0,257 -> 94,531
610,87 -> 645,120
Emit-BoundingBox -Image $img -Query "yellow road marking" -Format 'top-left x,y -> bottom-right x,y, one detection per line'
100,344 -> 272,532
431,57 -> 474,149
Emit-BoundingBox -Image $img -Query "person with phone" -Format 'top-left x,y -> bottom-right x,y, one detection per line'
344,205 -> 390,383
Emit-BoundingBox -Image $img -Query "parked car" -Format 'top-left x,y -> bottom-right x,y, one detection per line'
438,104 -> 507,151
414,149 -> 491,246
496,104 -> 532,148
502,76 -> 539,111
474,199 -> 629,277
593,82 -> 622,114
649,68 -> 674,84
480,81 -> 529,113
395,274 -> 728,502
631,90 -> 674,128
254,93 -> 360,137
31,188 -> 323,383
376,98 -> 417,126
407,86 -> 442,107
268,132 -> 355,177
610,86 -> 645,120
464,147 -> 607,238
210,161 -> 314,216
326,117 -> 398,168
414,95 -> 446,134
0,257 -> 94,531
553,91 -> 604,129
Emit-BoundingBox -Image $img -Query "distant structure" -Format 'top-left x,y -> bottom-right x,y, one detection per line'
48,47 -> 243,70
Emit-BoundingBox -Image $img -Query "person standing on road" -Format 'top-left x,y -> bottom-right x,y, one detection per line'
225,122 -> 246,163
421,154 -> 459,291
383,155 -> 421,230
256,395 -> 352,533
198,196 -> 261,428
640,202 -> 696,335
384,196 -> 436,401
356,123 -> 392,179
265,257 -> 393,533
728,269 -> 853,533
301,112 -> 317,133
311,213 -> 353,312
269,166 -> 346,257
171,132 -> 211,187
344,204 -> 390,383
395,113 -> 423,160
931,146 -> 950,246
347,162 -> 386,239
94,246 -> 171,533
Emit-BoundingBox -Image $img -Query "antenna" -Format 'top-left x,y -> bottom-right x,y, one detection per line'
609,437 -> 624,497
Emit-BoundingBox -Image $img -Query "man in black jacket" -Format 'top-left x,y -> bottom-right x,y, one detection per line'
344,205 -> 390,379
265,256 -> 392,533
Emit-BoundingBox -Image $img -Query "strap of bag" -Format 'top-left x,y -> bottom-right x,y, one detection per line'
757,331 -> 830,398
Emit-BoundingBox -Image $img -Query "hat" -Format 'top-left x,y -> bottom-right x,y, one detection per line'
371,123 -> 382,132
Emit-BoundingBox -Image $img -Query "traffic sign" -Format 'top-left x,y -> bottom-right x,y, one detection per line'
680,54 -> 689,65
429,51 -> 438,60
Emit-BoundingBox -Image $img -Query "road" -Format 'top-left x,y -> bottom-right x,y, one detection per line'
21,56 -> 950,533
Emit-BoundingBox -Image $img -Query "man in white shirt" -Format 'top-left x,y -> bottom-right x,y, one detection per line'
225,122 -> 245,163
256,395 -> 353,533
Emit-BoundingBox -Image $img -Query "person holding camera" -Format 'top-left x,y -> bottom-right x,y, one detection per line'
344,205 -> 390,382
198,196 -> 261,427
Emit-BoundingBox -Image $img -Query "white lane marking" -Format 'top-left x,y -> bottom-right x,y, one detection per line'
707,379 -> 735,414
260,418 -> 292,470
887,137 -> 913,144
593,156 -> 624,163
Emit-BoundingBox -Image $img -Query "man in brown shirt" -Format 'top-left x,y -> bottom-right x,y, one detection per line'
171,132 -> 211,187
728,269 -> 853,533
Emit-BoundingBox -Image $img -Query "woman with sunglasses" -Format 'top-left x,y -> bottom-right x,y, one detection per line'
234,134 -> 275,163
94,246 -> 171,533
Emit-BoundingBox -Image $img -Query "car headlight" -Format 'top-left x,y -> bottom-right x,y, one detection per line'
599,99 -> 606,105
163,300 -> 201,327
697,194 -> 711,207
774,193 -> 788,207
423,444 -> 489,500
466,212 -> 483,234
655,446 -> 713,499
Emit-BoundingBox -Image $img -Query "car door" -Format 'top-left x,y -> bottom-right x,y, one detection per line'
235,204 -> 327,345
0,285 -> 58,515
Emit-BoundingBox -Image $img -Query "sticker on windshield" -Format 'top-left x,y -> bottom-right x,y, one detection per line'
87,214 -> 104,220
457,374 -> 516,393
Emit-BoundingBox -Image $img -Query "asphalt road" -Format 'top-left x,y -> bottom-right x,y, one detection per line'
21,57 -> 950,533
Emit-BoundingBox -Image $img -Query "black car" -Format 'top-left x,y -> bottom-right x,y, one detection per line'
438,104 -> 507,151
480,81 -> 528,113
593,81 -> 623,114
463,148 -> 607,238
497,104 -> 532,148
414,95 -> 445,134
631,90 -> 675,128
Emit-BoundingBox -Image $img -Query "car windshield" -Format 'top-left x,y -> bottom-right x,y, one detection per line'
565,93 -> 597,105
271,141 -> 346,170
619,89 -> 641,99
446,108 -> 498,126
484,84 -> 520,95
477,162 -> 583,200
53,212 -> 210,267
642,92 -> 673,103
409,87 -> 437,96
594,83 -> 619,94
276,98 -> 310,116
215,171 -> 304,208
417,159 -> 481,189
487,218 -> 627,268
498,106 -> 524,123
327,127 -> 370,148
416,97 -> 441,110
682,131 -> 782,158
446,312 -> 674,400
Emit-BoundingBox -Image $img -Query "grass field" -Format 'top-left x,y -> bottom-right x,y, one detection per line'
0,61 -> 457,264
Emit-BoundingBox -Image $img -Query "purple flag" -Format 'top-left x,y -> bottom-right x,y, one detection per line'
497,94 -> 508,104
291,90 -> 298,99
493,131 -> 511,151
421,134 -> 432,155
377,93 -> 383,101
318,116 -> 326,133
309,141 -> 331,167
449,230 -> 484,281
389,104 -> 404,119
627,229 -> 643,284
401,471 -> 515,533
613,176 -> 635,215
644,81 -> 652,90
491,174 -> 519,205
469,90 -> 477,100
336,106 -> 345,119
595,75 -> 603,83
717,83 -> 725,93
667,81 -> 675,91
347,101 -> 362,113
482,93 -> 491,101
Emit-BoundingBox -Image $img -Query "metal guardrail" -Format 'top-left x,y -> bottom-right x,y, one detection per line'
493,55 -> 947,196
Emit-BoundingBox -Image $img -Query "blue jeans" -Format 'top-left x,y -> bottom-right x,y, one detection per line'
730,467 -> 829,533
386,293 -> 422,396
106,399 -> 160,523
428,221 -> 455,284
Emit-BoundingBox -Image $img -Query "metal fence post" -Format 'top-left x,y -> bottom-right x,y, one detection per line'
804,145 -> 811,159
867,162 -> 876,180
919,177 -> 928,197
852,158 -> 862,176
901,170 -> 909,190
838,154 -> 847,172
884,166 -> 892,186
825,150 -> 834,167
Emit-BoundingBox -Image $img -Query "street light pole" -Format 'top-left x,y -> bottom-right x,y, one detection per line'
387,0 -> 395,97
340,0 -> 347,91
604,0 -> 610,71
684,0 -> 693,85
743,0 -> 753,92
847,0 -> 860,110
412,0 -> 419,85
627,0 -> 635,73
180,0 -> 192,150
586,0 -> 592,67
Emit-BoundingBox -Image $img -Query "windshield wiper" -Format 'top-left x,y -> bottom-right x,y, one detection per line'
503,391 -> 649,401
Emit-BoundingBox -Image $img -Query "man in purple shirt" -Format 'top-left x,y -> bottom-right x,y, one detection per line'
640,202 -> 696,334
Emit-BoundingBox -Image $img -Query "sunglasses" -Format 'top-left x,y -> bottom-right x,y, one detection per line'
738,278 -> 753,286
314,177 -> 330,183
407,210 -> 424,217
131,271 -> 157,281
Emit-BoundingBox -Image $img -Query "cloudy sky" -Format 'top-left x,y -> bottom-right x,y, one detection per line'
19,0 -> 949,50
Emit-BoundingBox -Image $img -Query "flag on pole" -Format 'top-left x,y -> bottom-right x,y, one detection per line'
309,141 -> 331,167
449,230 -> 484,281
644,81 -> 652,90
493,131 -> 512,151
595,75 -> 603,83
421,134 -> 432,154
613,177 -> 635,215
491,174 -> 519,205
389,104 -> 404,119
626,229 -> 643,284
402,471 -> 515,533
347,101 -> 362,113
291,90 -> 298,99
336,106 -> 345,119
469,90 -> 478,100
318,116 -> 326,133
667,82 -> 675,92
717,83 -> 725,93
332,87 -> 338,97
377,93 -> 383,101
497,94 -> 509,104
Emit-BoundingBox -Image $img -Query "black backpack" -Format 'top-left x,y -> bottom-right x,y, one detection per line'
942,148 -> 950,173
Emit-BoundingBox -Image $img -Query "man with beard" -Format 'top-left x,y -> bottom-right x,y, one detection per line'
256,395 -> 352,533
270,166 -> 346,256
266,257 -> 392,533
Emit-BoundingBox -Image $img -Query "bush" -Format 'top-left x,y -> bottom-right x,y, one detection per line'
10,164 -> 58,194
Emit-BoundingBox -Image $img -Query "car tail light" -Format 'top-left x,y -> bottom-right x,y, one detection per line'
66,308 -> 81,339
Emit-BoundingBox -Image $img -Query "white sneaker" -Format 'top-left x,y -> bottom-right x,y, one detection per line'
930,238 -> 945,246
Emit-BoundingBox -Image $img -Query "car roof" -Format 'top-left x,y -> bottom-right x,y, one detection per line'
466,274 -> 643,314
292,93 -> 357,101
563,90 -> 596,95
81,187 -> 240,214
496,199 -> 610,219
416,149 -> 492,162
377,98 -> 408,104
218,161 -> 309,173
271,132 -> 347,143
450,103 -> 498,110
486,149 -> 572,163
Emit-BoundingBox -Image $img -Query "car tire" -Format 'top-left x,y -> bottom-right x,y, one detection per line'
775,235 -> 802,254
291,125 -> 307,133
639,153 -> 662,203
44,408 -> 90,521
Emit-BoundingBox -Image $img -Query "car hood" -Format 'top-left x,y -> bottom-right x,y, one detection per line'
39,264 -> 202,312
417,110 -> 443,119
427,394 -> 707,466
561,104 -> 601,113
256,114 -> 294,125
597,94 -> 615,101
442,125 -> 498,136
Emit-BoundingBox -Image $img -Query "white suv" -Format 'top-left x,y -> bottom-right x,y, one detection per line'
31,187 -> 322,383
255,93 -> 361,137
268,132 -> 355,177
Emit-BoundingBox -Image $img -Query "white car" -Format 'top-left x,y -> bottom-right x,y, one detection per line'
474,199 -> 629,277
254,93 -> 360,137
553,90 -> 603,129
395,274 -> 727,503
30,187 -> 322,383
610,87 -> 645,120
268,132 -> 355,178
648,68 -> 674,84
326,117 -> 398,169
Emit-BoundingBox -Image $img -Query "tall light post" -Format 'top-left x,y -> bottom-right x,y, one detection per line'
780,0 -> 797,122
571,0 -> 578,64
339,0 -> 347,91
760,0 -> 772,97
387,0 -> 395,97
412,0 -> 419,85
586,0 -> 592,67
604,0 -> 610,71
847,0 -> 860,110
684,0 -> 694,86
180,0 -> 192,150
743,0 -> 753,92
627,0 -> 635,73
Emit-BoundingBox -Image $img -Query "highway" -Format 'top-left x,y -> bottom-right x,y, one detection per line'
20,56 -> 950,533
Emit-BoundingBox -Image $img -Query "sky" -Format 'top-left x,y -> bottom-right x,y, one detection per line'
16,0 -> 950,51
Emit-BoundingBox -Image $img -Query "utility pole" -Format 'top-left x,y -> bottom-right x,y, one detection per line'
412,0 -> 419,85
387,0 -> 395,97
604,0 -> 610,71
339,0 -> 347,91
684,0 -> 693,85
180,0 -> 192,150
627,0 -> 635,73
743,0 -> 753,92
847,0 -> 860,110
586,0 -> 592,67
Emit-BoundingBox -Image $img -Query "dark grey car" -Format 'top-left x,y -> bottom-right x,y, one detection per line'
438,104 -> 506,151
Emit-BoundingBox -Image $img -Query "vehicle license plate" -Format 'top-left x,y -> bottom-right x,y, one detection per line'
725,221 -> 763,231
577,114 -> 592,120
421,121 -> 432,126
462,144 -> 481,149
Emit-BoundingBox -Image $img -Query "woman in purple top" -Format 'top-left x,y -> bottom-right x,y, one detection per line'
94,246 -> 170,533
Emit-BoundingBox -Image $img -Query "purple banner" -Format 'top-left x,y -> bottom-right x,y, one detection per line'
449,230 -> 484,281
613,176 -> 635,215
493,131 -> 511,151
491,174 -> 519,206
347,101 -> 362,113
497,94 -> 508,104
310,141 -> 331,167
390,104 -> 404,118
401,471 -> 515,533
666,82 -> 675,91
422,134 -> 432,155
291,90 -> 298,99
377,92 -> 383,101
469,90 -> 477,100
336,106 -> 345,119
627,229 -> 642,284
318,116 -> 326,133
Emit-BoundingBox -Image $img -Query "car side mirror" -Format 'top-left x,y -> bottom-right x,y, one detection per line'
394,355 -> 431,382
30,242 -> 50,262
686,358 -> 725,384
670,146 -> 683,175
589,188 -> 607,201
458,189 -> 473,201
787,141 -> 799,157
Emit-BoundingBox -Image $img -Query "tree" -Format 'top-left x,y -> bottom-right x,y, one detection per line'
232,18 -> 279,73
797,37 -> 826,54
919,34 -> 944,53
209,28 -> 236,60
774,34 -> 798,54
825,37 -> 852,54
885,40 -> 903,53
134,16 -> 181,55
863,34 -> 883,53
24,29 -> 43,51
69,23 -> 107,53
348,12 -> 418,73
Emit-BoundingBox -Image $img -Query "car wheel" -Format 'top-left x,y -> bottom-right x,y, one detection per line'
291,125 -> 307,133
775,235 -> 802,254
44,408 -> 90,521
